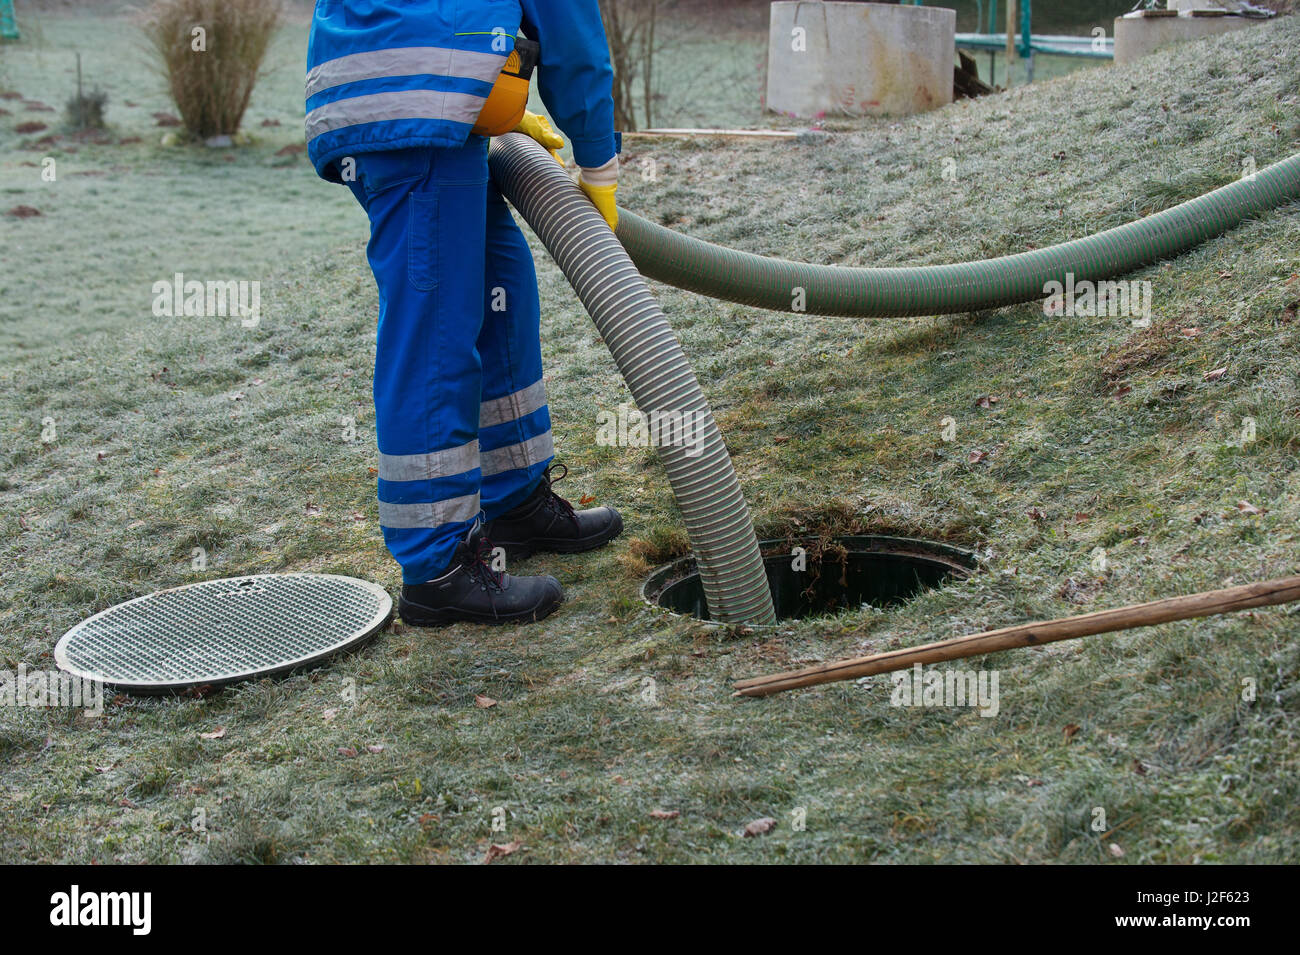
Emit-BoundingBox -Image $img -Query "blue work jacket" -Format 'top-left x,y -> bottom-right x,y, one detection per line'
306,0 -> 618,181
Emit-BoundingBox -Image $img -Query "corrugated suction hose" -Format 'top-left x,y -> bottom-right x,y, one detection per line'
616,153 -> 1300,316
489,133 -> 777,625
492,132 -> 1298,626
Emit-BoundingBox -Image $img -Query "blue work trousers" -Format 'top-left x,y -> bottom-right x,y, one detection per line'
345,137 -> 553,583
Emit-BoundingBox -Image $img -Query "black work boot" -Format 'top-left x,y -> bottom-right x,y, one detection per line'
482,464 -> 623,560
398,530 -> 564,626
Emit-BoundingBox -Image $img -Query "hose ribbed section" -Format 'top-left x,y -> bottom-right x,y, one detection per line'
489,133 -> 777,625
616,153 -> 1300,317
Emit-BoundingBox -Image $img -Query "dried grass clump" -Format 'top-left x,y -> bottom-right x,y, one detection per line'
141,0 -> 281,139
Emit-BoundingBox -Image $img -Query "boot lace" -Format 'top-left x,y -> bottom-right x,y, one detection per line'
465,533 -> 505,591
539,463 -> 577,522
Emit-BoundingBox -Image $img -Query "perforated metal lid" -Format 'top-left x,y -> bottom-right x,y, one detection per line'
54,574 -> 392,692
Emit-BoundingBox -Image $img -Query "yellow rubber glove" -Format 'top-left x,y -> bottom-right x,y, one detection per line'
578,157 -> 619,230
512,111 -> 564,164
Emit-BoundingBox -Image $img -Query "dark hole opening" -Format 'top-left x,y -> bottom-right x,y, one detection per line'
643,536 -> 976,622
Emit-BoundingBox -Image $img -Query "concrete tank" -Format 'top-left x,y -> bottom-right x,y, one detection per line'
766,1 -> 956,118
1113,11 -> 1262,66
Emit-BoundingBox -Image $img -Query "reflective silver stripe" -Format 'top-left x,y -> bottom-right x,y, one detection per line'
378,440 -> 479,483
379,492 -> 480,529
306,89 -> 487,142
480,380 -> 548,428
306,46 -> 508,99
481,431 -> 554,476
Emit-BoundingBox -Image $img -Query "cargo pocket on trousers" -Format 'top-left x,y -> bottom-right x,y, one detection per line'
407,191 -> 439,291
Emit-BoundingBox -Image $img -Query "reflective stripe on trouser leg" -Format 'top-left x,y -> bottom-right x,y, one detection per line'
348,139 -> 491,584
479,182 -> 553,520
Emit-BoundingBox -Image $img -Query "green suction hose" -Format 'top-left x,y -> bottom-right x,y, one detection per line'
492,133 -> 1297,625
615,153 -> 1300,317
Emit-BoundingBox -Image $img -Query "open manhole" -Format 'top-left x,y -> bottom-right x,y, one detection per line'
54,573 -> 393,693
642,536 -> 976,623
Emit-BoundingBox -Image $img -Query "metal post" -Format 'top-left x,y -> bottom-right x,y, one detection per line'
0,0 -> 21,40
1020,0 -> 1033,82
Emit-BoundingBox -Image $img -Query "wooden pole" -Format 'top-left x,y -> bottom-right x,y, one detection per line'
733,574 -> 1300,698
1005,0 -> 1017,87
621,128 -> 805,140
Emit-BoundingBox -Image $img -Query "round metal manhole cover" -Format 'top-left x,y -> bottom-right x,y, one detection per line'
54,574 -> 393,692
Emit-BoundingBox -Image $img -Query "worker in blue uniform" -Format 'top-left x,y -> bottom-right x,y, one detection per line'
306,1 -> 623,626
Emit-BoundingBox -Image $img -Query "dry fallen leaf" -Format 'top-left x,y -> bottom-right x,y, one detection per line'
1063,723 -> 1081,742
366,744 -> 385,754
199,727 -> 226,740
1108,842 -> 1125,858
1180,327 -> 1201,337
337,746 -> 358,758
483,840 -> 523,864
1203,366 -> 1228,381
743,816 -> 778,837
649,809 -> 680,820
968,450 -> 988,464
1236,500 -> 1262,516
474,694 -> 497,709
